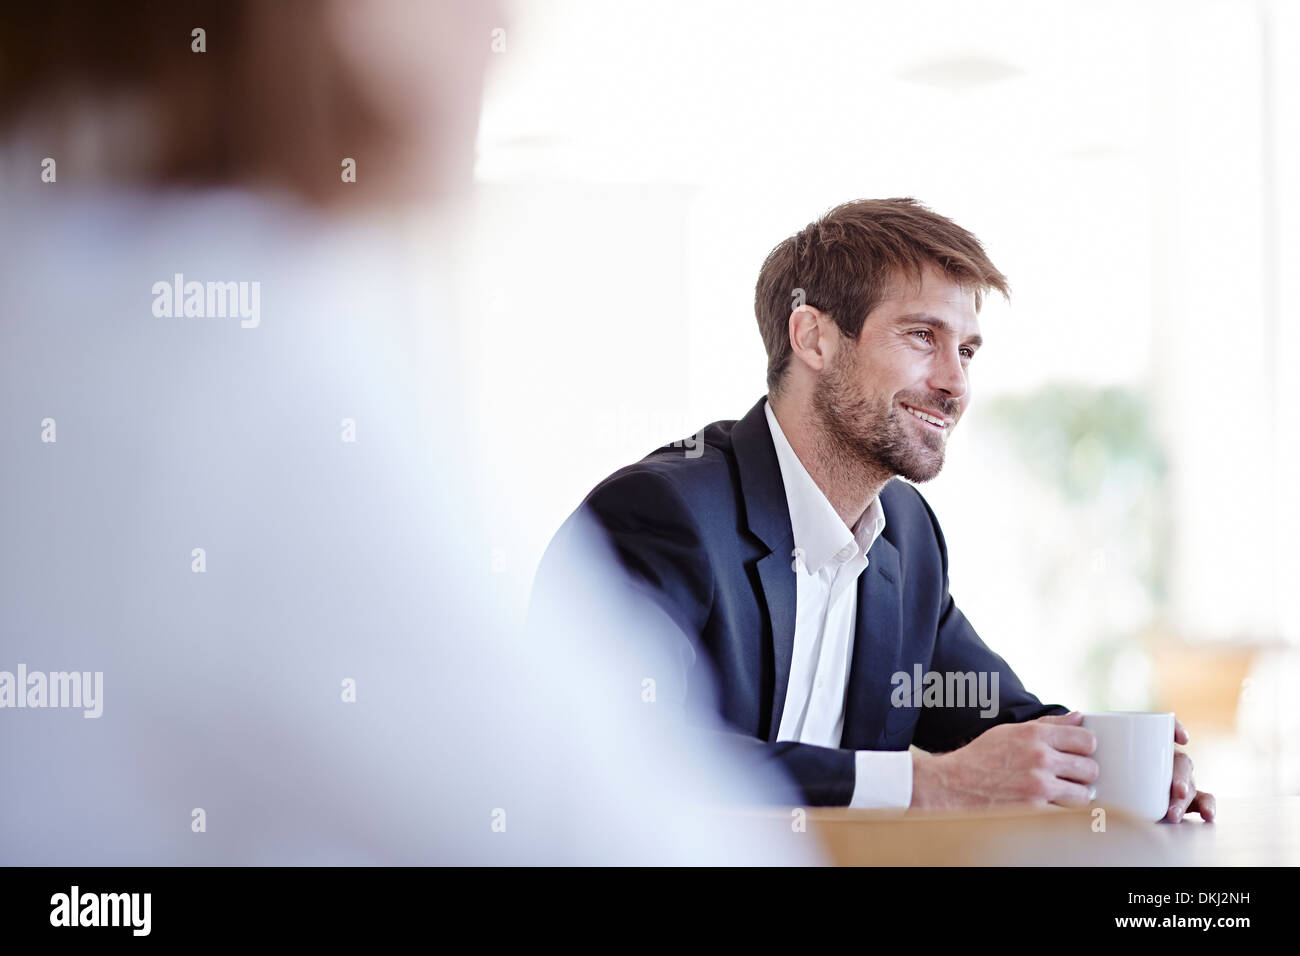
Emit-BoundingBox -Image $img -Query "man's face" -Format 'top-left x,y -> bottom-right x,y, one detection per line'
810,263 -> 982,483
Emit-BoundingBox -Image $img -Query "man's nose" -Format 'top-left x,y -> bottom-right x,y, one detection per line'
928,347 -> 968,403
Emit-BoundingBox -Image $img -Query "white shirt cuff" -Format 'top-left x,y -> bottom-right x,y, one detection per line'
848,749 -> 913,809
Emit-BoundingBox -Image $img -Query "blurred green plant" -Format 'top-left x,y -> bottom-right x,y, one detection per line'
984,385 -> 1166,504
982,384 -> 1171,709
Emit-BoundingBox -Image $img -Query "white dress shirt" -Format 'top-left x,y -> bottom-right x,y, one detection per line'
765,400 -> 913,809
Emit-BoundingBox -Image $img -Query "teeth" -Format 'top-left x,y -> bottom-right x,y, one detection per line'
905,405 -> 945,427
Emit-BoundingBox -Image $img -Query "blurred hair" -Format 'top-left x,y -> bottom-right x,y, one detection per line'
754,198 -> 1010,394
0,0 -> 401,206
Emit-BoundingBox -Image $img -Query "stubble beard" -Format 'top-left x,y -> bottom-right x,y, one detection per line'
810,345 -> 948,485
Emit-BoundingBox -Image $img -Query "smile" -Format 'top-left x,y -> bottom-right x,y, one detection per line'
903,404 -> 948,429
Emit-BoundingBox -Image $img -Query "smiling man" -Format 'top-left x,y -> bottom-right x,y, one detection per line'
535,198 -> 1214,819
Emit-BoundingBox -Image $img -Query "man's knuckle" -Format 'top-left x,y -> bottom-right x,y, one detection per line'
1028,770 -> 1051,798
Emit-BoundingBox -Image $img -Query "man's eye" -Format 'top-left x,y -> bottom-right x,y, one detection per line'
912,330 -> 975,360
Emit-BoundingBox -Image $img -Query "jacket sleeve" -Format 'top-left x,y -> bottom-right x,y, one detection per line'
908,490 -> 1069,754
530,467 -> 860,807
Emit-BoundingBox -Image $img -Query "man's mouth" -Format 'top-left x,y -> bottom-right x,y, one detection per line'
902,403 -> 948,430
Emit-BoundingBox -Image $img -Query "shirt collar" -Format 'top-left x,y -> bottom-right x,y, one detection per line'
764,399 -> 887,574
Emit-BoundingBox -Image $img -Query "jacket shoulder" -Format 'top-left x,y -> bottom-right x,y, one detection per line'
587,416 -> 742,509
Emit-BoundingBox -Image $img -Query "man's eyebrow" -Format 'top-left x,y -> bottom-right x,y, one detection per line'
893,312 -> 983,349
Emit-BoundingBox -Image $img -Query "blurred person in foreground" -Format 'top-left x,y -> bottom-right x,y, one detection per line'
0,0 -> 811,864
535,198 -> 1215,824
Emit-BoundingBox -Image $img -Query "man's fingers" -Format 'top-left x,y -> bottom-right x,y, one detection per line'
1035,712 -> 1097,756
1052,753 -> 1100,786
1187,790 -> 1216,822
1174,716 -> 1189,745
1042,724 -> 1097,756
1164,751 -> 1195,821
1048,779 -> 1093,808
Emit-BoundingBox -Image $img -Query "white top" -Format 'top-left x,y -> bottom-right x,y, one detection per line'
0,182 -> 818,864
765,400 -> 913,809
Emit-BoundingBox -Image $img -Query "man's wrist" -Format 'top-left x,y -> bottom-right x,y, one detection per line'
909,749 -> 946,810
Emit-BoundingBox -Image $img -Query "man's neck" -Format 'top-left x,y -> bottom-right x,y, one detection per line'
768,396 -> 891,530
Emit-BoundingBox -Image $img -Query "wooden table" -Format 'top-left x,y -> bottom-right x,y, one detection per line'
793,796 -> 1298,866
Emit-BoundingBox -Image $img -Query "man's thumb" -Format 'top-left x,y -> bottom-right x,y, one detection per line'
1037,710 -> 1084,725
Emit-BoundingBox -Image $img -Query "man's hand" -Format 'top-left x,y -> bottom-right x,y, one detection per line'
910,711 -> 1098,811
1166,716 -> 1216,823
910,711 -> 1217,822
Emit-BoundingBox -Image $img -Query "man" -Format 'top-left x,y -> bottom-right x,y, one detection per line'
536,198 -> 1215,819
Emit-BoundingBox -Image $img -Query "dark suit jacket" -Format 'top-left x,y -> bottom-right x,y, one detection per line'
533,395 -> 1067,806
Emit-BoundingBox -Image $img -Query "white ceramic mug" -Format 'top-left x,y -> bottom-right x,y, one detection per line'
1081,711 -> 1175,822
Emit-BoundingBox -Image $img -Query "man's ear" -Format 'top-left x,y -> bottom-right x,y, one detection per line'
788,306 -> 835,374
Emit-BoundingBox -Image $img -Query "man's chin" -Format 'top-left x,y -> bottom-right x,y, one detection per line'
897,451 -> 945,483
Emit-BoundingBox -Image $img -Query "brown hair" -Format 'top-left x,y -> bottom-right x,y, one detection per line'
754,198 -> 1009,394
0,1 -> 412,207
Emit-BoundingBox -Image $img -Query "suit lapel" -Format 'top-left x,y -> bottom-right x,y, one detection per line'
840,534 -> 904,750
730,396 -> 908,747
756,546 -> 796,740
729,397 -> 797,741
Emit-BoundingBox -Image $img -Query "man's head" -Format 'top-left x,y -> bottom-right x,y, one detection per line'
754,198 -> 1008,483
